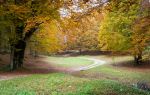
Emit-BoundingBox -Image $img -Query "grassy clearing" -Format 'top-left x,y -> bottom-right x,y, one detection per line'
76,55 -> 150,85
0,73 -> 149,95
0,55 -> 150,95
79,65 -> 150,84
45,56 -> 93,68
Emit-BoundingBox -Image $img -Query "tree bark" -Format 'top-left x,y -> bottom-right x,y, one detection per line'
10,40 -> 26,71
10,22 -> 41,70
134,54 -> 142,65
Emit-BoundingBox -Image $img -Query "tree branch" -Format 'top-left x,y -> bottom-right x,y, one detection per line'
24,22 -> 43,41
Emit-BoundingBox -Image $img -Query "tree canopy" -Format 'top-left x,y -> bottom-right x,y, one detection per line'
98,0 -> 150,64
0,0 -> 149,70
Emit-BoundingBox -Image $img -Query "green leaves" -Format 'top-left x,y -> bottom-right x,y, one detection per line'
98,31 -> 130,51
98,0 -> 140,52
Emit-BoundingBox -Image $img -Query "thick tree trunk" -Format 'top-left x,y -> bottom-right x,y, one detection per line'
9,21 -> 41,70
10,40 -> 26,71
134,54 -> 142,65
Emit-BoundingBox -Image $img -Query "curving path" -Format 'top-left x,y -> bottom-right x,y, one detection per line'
74,58 -> 106,71
0,57 -> 106,81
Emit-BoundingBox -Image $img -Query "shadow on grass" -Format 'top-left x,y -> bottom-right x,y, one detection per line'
112,60 -> 150,69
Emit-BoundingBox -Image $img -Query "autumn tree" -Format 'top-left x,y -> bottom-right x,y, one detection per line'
0,0 -> 108,70
60,10 -> 102,53
99,0 -> 139,49
131,0 -> 150,64
58,0 -> 107,53
0,0 -> 62,70
74,12 -> 101,53
28,20 -> 64,55
131,17 -> 150,64
98,0 -> 150,65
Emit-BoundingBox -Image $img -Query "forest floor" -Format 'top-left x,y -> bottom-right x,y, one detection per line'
0,54 -> 150,95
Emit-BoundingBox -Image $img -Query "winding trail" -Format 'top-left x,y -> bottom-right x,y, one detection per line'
74,58 -> 106,71
0,57 -> 106,81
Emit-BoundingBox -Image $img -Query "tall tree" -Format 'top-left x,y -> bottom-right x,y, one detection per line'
98,0 -> 150,65
131,0 -> 150,64
1,0 -> 61,70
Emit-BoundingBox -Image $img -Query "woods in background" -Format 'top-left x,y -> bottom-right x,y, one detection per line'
98,0 -> 150,65
0,0 -> 149,70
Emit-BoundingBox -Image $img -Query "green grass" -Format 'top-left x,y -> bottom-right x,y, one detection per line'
78,62 -> 150,85
70,55 -> 150,85
0,73 -> 149,95
45,56 -> 93,68
1,55 -> 150,95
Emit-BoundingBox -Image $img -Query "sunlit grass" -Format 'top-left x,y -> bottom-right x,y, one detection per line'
45,56 -> 93,68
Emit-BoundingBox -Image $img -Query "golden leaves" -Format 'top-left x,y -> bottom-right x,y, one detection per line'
130,16 -> 150,55
29,20 -> 63,53
8,4 -> 31,20
25,16 -> 51,32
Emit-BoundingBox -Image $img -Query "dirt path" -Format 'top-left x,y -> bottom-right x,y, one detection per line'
74,58 -> 106,71
0,56 -> 107,81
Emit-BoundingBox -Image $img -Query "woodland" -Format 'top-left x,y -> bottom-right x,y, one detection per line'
0,0 -> 150,95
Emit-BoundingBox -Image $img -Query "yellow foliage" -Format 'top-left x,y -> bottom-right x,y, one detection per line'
130,17 -> 150,55
29,20 -> 64,53
98,31 -> 129,51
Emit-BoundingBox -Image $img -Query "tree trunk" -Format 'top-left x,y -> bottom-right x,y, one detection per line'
79,48 -> 82,54
10,40 -> 26,71
134,54 -> 142,65
9,21 -> 41,70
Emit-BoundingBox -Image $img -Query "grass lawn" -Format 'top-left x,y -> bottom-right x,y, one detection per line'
75,56 -> 150,85
0,55 -> 150,95
78,65 -> 150,84
0,73 -> 149,95
44,56 -> 93,68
